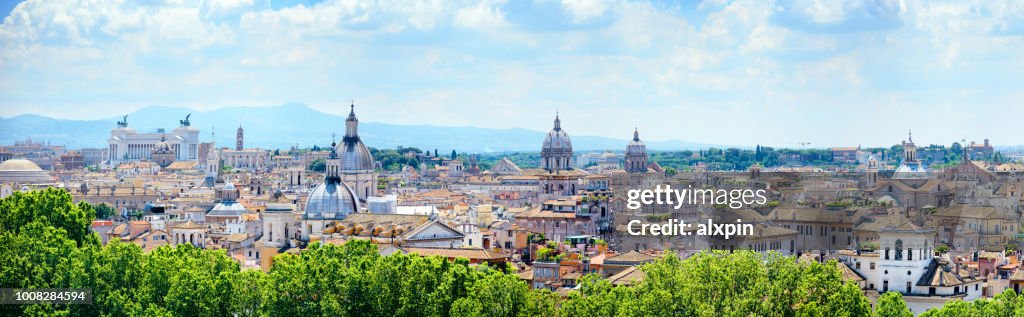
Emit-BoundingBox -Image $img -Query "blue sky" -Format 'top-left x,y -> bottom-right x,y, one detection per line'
1,0 -> 1022,147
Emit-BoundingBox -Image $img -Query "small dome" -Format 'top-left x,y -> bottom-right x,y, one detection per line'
152,136 -> 174,154
210,200 -> 248,217
304,179 -> 360,220
626,129 -> 645,154
0,159 -> 43,171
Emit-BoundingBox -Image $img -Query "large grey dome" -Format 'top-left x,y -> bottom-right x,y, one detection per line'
542,115 -> 572,152
0,159 -> 53,184
339,140 -> 374,171
338,104 -> 375,171
304,179 -> 360,220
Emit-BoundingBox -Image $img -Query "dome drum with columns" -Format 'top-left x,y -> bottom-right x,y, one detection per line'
624,128 -> 649,173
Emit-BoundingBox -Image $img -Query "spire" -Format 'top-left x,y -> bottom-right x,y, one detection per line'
633,127 -> 639,141
553,111 -> 561,130
347,101 -> 357,120
345,102 -> 359,138
329,141 -> 338,159
908,129 -> 913,143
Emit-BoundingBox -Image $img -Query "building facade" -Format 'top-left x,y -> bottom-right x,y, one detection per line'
108,115 -> 200,165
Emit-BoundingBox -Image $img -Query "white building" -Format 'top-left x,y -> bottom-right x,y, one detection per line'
108,115 -> 200,165
367,194 -> 398,213
220,149 -> 270,171
840,221 -> 982,314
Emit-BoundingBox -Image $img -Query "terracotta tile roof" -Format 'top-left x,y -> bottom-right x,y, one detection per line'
399,247 -> 508,261
224,233 -> 249,243
108,223 -> 127,235
933,205 -> 1000,219
837,261 -> 866,282
518,269 -> 534,280
517,207 -> 577,219
916,259 -> 966,287
607,266 -> 645,286
978,251 -> 1002,260
166,161 -> 199,170
173,220 -> 206,230
605,251 -> 657,264
1011,268 -> 1024,282
749,224 -> 798,238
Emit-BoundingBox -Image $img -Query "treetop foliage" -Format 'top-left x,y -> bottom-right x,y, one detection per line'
1,188 -> 1023,316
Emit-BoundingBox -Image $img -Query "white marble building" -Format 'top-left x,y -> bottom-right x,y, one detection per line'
107,116 -> 200,165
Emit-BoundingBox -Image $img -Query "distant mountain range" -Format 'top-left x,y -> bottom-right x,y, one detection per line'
0,103 -> 719,152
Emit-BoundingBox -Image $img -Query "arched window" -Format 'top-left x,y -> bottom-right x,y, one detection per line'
894,239 -> 903,260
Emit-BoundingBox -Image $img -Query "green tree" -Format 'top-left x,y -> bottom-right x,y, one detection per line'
0,187 -> 97,246
875,292 -> 912,317
309,158 -> 326,172
451,273 -> 528,317
95,203 -> 116,220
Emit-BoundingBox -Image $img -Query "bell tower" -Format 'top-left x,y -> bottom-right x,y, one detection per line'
236,125 -> 244,151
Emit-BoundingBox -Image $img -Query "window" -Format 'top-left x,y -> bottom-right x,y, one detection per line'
870,263 -> 875,269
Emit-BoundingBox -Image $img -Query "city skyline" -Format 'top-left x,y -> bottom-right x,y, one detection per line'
2,0 -> 1023,146
2,102 -> 1017,151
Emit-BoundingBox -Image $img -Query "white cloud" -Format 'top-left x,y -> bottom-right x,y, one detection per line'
453,1 -> 509,29
796,0 -> 846,24
561,0 -> 612,23
1,0 -> 1023,146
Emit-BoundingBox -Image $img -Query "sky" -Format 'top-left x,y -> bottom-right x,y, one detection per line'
0,0 -> 1022,148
